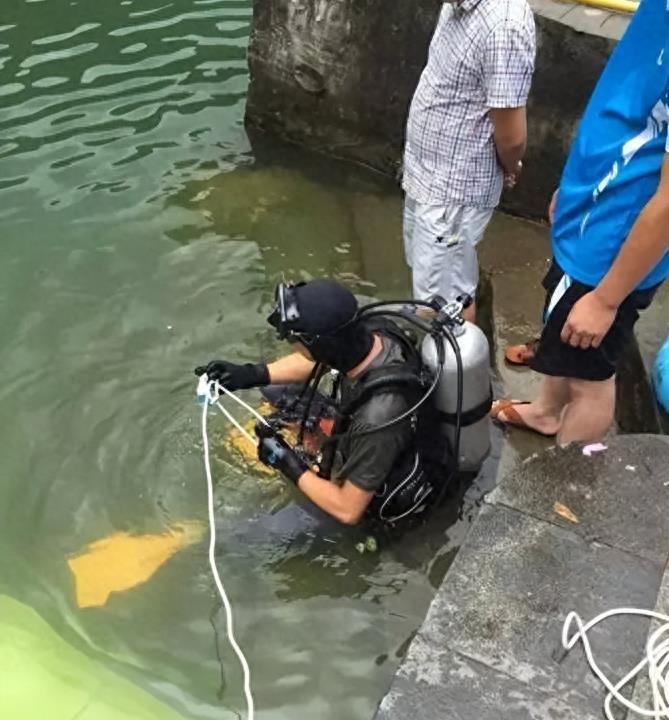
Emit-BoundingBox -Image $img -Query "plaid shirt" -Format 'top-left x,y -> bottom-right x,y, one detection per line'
403,0 -> 536,208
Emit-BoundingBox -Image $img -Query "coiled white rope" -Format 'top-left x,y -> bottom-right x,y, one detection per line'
562,609 -> 669,719
199,377 -> 255,719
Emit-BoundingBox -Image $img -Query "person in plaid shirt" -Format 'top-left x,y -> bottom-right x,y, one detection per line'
403,0 -> 536,322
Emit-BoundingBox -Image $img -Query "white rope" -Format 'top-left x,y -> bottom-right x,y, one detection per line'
214,381 -> 271,429
214,400 -> 255,445
562,608 -> 669,719
200,379 -> 255,719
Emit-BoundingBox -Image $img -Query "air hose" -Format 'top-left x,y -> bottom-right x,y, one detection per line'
297,363 -> 326,446
355,302 -> 465,489
308,300 -> 465,512
319,351 -> 444,442
317,306 -> 444,441
435,322 -> 463,507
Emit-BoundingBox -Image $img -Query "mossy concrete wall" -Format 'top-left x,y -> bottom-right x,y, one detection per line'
246,0 -> 443,174
245,0 -> 630,219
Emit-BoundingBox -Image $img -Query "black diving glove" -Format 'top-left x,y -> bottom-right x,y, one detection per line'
193,360 -> 270,391
256,424 -> 309,485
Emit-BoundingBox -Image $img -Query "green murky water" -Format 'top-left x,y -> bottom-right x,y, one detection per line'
0,2 -> 478,718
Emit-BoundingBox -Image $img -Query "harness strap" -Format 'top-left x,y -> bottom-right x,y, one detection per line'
436,386 -> 493,427
340,371 -> 424,416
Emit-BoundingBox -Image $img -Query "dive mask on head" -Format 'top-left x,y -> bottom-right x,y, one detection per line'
267,280 -> 358,346
268,282 -> 306,343
267,278 -> 373,372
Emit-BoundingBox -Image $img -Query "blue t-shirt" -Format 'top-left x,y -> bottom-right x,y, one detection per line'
552,0 -> 669,291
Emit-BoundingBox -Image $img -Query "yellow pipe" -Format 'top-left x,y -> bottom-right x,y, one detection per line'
570,0 -> 638,13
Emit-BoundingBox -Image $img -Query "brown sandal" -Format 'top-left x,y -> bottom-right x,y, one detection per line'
490,399 -> 556,437
504,339 -> 539,367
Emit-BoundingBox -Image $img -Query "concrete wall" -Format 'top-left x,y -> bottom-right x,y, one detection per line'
246,0 -> 442,175
245,0 -> 629,219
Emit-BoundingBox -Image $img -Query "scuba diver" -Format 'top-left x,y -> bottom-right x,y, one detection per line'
195,279 -> 492,527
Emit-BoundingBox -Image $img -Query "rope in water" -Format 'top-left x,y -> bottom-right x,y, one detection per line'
562,609 -> 669,719
200,378 -> 255,720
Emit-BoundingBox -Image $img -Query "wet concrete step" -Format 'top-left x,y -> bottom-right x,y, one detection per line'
374,435 -> 669,720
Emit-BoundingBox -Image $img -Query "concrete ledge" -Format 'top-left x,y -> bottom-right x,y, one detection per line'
531,0 -> 630,40
377,633 -> 596,720
489,438 -> 669,565
375,436 -> 669,720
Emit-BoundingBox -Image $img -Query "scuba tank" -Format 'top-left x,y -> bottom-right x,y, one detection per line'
420,297 -> 492,473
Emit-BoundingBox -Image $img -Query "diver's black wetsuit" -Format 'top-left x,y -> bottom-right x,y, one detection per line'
330,336 -> 413,495
253,334 -> 414,538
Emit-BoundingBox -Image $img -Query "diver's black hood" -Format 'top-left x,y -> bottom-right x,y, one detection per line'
307,321 -> 374,374
272,279 -> 374,374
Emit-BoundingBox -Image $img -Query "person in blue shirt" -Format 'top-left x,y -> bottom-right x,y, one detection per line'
492,0 -> 669,443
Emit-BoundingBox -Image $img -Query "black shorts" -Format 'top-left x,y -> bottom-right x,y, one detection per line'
530,261 -> 658,382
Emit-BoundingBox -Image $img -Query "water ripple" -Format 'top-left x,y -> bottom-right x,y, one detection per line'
120,42 -> 148,54
0,3 -> 428,719
109,8 -> 240,37
129,3 -> 176,19
80,47 -> 198,84
32,22 -> 101,46
0,83 -> 24,97
21,42 -> 99,69
0,0 -> 252,213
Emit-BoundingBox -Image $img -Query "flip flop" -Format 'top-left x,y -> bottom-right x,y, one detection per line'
490,399 -> 556,437
504,339 -> 539,367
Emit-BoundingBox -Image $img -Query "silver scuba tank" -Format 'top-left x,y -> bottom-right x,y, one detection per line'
420,308 -> 492,473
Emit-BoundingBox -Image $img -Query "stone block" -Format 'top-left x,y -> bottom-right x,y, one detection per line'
557,5 -> 621,40
420,505 -> 661,715
489,436 -> 669,565
529,0 -> 575,23
375,435 -> 669,720
376,635 -> 600,720
375,499 -> 664,719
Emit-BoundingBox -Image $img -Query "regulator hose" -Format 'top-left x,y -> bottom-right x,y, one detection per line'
292,300 -> 466,504
297,363 -> 326,445
320,337 -> 444,443
359,302 -> 465,505
434,321 -> 464,508
358,298 -> 437,317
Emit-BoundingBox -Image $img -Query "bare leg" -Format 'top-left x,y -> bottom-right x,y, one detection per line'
499,375 -> 570,436
557,376 -> 616,445
463,300 -> 476,324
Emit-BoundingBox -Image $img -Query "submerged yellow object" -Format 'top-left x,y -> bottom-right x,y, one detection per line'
224,413 -> 273,475
222,401 -> 289,477
68,523 -> 204,609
